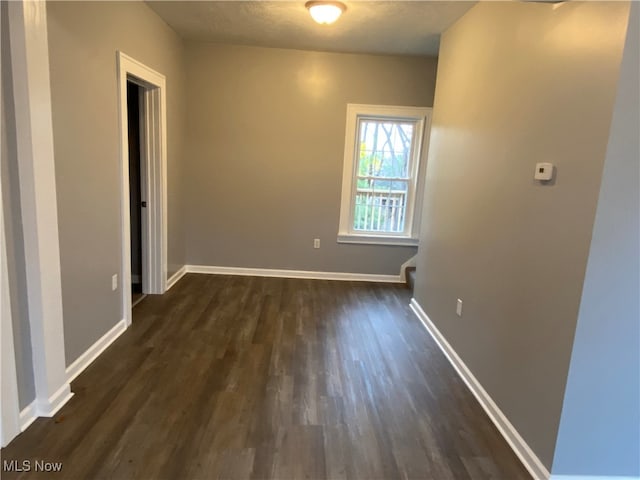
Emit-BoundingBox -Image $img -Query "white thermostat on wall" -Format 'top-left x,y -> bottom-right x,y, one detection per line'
534,162 -> 554,181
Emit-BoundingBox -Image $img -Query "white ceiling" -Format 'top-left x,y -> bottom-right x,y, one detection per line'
146,1 -> 476,56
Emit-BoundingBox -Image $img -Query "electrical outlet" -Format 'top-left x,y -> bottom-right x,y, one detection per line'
534,162 -> 554,181
313,238 -> 320,249
112,274 -> 118,291
456,299 -> 463,317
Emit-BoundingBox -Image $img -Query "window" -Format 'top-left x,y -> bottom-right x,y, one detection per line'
338,104 -> 432,246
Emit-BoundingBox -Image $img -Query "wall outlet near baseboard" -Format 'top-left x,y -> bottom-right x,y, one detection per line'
112,274 -> 118,291
314,238 -> 320,249
456,298 -> 463,317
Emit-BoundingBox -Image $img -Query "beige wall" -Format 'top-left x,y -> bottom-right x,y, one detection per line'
184,43 -> 437,274
413,1 -> 629,469
46,1 -> 186,364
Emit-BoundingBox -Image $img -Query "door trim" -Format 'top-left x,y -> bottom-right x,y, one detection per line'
1,132 -> 21,448
117,52 -> 167,327
6,0 -> 72,434
0,0 -> 21,449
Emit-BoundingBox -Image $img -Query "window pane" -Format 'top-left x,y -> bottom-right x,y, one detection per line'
339,105 -> 429,242
353,180 -> 409,233
357,120 -> 414,179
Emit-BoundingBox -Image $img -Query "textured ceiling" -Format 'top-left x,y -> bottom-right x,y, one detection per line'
146,1 -> 476,56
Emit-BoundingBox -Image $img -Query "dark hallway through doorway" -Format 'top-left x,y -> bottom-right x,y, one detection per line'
127,81 -> 144,307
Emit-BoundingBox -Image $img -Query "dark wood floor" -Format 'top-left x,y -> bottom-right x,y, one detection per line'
2,274 -> 530,479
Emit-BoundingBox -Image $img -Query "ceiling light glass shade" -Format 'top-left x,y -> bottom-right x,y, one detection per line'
305,1 -> 346,25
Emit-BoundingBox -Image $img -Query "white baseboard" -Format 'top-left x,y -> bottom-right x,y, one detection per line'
66,319 -> 127,383
400,254 -> 417,283
19,401 -> 37,431
185,265 -> 402,283
166,265 -> 187,290
409,298 -> 551,480
19,382 -> 74,432
17,319 -> 126,436
36,383 -> 73,417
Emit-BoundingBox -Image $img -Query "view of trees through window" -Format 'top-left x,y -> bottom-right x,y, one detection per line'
354,119 -> 415,233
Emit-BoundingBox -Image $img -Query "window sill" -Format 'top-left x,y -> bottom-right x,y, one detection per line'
337,234 -> 419,247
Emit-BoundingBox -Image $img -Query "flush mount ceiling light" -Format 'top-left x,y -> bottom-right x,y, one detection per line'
305,1 -> 346,25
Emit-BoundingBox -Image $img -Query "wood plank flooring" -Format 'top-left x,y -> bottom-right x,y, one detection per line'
2,274 -> 531,479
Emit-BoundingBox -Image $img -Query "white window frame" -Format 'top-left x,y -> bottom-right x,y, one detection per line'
337,104 -> 432,246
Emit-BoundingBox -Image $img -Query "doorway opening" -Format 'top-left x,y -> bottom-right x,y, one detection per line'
117,52 -> 168,327
127,81 -> 145,307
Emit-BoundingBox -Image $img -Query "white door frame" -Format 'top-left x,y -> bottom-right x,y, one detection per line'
0,0 -> 20,449
1,63 -> 21,445
1,171 -> 21,448
8,0 -> 72,424
117,52 -> 167,327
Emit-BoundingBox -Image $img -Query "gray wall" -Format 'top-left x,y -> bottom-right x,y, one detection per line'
413,1 -> 630,470
552,4 -> 640,476
1,1 -> 36,409
46,1 -> 187,365
184,43 -> 437,274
